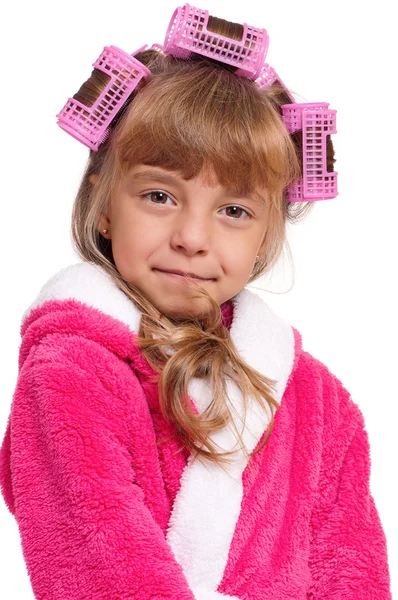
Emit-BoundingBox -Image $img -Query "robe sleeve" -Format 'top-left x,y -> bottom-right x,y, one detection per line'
307,388 -> 392,599
0,337 -> 202,600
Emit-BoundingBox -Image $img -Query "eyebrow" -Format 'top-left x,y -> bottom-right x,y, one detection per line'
129,169 -> 267,206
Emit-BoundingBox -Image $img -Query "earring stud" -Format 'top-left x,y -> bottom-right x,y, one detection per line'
102,229 -> 108,234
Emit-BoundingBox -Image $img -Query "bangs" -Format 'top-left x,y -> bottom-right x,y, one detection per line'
111,61 -> 300,199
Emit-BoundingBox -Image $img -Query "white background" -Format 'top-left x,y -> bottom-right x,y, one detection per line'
0,0 -> 396,597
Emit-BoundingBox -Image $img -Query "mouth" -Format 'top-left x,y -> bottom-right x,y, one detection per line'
153,269 -> 215,282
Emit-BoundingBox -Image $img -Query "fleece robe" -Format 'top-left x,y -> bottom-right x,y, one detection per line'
0,261 -> 392,600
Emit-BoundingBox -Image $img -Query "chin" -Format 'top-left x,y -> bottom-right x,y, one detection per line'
156,296 -> 215,322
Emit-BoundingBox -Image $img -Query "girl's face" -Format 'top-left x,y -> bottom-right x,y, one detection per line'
96,164 -> 270,318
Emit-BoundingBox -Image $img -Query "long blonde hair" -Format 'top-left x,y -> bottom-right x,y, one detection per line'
70,18 -> 335,466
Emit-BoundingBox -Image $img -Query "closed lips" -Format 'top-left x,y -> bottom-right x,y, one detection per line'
155,269 -> 214,280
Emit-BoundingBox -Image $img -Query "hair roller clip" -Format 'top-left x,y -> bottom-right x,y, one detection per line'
282,103 -> 338,202
56,45 -> 151,151
254,63 -> 295,104
163,2 -> 269,79
150,43 -> 166,52
256,64 -> 338,201
258,69 -> 338,202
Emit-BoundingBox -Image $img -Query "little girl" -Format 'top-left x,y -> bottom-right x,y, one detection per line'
0,3 -> 392,599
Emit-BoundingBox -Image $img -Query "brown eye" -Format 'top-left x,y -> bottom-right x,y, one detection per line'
144,191 -> 172,204
221,206 -> 251,219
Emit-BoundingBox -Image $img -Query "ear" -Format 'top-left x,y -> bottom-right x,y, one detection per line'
90,175 -> 111,237
97,214 -> 111,238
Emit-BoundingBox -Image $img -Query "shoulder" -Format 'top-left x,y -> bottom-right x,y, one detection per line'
17,262 -> 152,380
22,261 -> 141,333
13,275 -> 151,433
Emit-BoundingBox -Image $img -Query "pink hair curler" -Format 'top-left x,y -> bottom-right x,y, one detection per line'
282,103 -> 338,202
163,3 -> 269,79
56,45 -> 150,151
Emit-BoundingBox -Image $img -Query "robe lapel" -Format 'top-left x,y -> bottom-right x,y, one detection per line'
165,288 -> 295,591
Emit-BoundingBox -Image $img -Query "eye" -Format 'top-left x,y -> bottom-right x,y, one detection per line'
140,192 -> 252,219
141,191 -> 174,205
220,205 -> 252,219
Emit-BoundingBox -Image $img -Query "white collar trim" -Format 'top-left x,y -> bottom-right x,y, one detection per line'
23,261 -> 295,596
22,262 -> 143,331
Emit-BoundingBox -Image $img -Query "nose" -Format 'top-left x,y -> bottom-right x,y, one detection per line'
170,207 -> 211,256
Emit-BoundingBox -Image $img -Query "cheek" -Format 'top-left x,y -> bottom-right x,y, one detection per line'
111,212 -> 165,266
223,240 -> 257,271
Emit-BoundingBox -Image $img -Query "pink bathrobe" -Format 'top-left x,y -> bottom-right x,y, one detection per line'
0,262 -> 392,599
